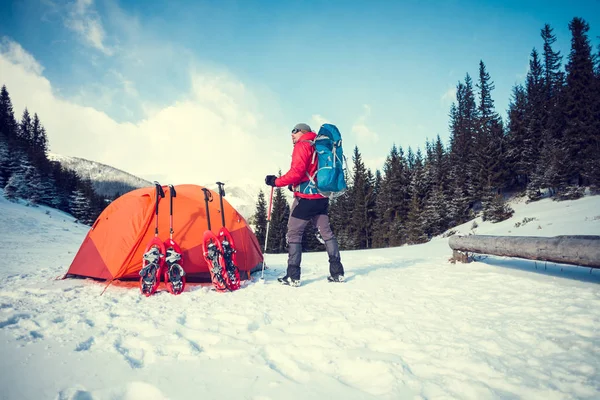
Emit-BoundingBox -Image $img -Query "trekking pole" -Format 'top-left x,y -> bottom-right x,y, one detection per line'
261,186 -> 274,280
202,188 -> 212,231
168,184 -> 177,239
216,181 -> 226,227
153,181 -> 165,237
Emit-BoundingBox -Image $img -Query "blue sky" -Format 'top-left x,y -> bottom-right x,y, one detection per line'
1,0 -> 599,186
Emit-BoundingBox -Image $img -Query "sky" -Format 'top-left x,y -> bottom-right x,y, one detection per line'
0,189 -> 599,399
1,0 -> 599,187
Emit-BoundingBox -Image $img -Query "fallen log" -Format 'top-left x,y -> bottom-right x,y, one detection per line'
448,235 -> 600,268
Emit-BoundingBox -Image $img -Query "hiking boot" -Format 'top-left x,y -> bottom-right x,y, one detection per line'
327,275 -> 344,283
278,275 -> 301,287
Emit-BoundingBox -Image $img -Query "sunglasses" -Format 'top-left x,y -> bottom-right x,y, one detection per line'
291,128 -> 301,134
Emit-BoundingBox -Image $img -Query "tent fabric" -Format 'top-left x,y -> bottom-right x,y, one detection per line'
67,184 -> 263,281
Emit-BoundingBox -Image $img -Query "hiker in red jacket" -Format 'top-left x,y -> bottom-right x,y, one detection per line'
265,123 -> 345,286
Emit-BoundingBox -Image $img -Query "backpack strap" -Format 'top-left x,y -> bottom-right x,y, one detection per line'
295,139 -> 319,195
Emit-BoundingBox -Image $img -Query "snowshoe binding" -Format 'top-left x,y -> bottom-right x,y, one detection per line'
164,246 -> 186,295
218,228 -> 241,291
140,245 -> 164,296
327,275 -> 345,283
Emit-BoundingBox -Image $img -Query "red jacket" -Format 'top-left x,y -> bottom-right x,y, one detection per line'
275,131 -> 324,199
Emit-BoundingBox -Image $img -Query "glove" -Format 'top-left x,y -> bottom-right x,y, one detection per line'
265,175 -> 277,187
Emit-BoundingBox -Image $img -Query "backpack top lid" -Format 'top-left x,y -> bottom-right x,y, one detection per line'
317,123 -> 342,142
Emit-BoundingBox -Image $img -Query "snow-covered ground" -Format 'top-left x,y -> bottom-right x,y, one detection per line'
0,193 -> 599,400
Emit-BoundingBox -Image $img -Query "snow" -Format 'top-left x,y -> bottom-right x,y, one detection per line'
0,193 -> 599,400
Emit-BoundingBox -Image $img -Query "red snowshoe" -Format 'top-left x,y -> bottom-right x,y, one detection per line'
202,230 -> 229,292
140,182 -> 166,297
218,227 -> 241,291
163,185 -> 186,295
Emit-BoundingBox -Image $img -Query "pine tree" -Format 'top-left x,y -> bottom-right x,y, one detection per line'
253,190 -> 268,249
348,146 -> 370,249
541,24 -> 565,100
70,189 -> 92,224
422,186 -> 447,237
506,84 -> 528,189
591,41 -> 600,191
329,190 -> 353,249
30,113 -> 49,171
365,169 -> 377,248
39,176 -> 60,208
481,193 -> 514,222
406,150 -> 427,243
370,169 -> 386,248
3,174 -> 20,201
18,108 -> 33,144
524,49 -> 547,198
0,86 -> 18,142
0,85 -> 18,184
376,146 -> 397,247
0,138 -> 8,186
266,173 -> 290,253
448,75 -> 478,208
379,145 -> 410,246
475,61 -> 506,212
538,24 -> 568,196
6,157 -> 35,200
23,165 -> 43,206
564,17 -> 596,188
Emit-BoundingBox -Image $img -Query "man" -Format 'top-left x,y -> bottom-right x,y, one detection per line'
265,123 -> 345,287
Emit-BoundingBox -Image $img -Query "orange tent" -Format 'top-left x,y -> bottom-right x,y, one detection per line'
66,184 -> 263,282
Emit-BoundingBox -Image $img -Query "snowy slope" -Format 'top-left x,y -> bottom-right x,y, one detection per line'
0,194 -> 599,400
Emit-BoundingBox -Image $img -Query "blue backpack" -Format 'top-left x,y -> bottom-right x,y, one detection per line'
298,124 -> 348,198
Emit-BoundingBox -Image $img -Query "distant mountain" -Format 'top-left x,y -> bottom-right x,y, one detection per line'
48,153 -> 267,221
48,153 -> 152,198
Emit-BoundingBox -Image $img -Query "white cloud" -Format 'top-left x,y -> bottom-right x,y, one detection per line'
441,86 -> 456,104
0,39 -> 287,190
0,37 -> 44,75
65,0 -> 112,55
351,104 -> 378,143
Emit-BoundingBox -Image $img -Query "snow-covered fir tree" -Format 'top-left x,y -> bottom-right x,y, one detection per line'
253,189 -> 268,249
69,189 -> 93,224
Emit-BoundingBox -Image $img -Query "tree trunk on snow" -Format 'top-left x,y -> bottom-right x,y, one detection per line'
448,235 -> 600,268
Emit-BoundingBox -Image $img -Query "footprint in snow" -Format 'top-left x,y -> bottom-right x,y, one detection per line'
75,337 -> 94,351
0,313 -> 31,329
109,381 -> 167,400
55,386 -> 94,400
